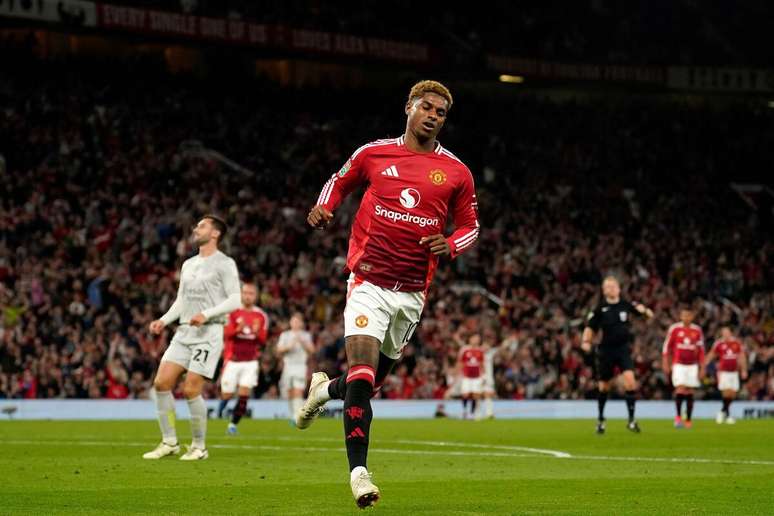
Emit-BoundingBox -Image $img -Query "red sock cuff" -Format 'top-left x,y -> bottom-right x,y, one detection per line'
346,365 -> 376,385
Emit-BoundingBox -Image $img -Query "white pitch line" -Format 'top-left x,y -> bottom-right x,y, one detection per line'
567,454 -> 774,466
0,440 -> 540,460
4,439 -> 774,466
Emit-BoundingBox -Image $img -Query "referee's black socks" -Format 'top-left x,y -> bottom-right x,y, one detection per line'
625,390 -> 637,422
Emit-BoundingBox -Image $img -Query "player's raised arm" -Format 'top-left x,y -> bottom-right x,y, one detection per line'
581,307 -> 599,352
308,149 -> 369,229
634,302 -> 654,319
439,168 -> 479,258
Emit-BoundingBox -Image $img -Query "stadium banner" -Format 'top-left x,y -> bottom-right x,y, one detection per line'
93,3 -> 429,63
486,55 -> 666,84
3,399 -> 773,421
668,66 -> 774,92
0,0 -> 96,26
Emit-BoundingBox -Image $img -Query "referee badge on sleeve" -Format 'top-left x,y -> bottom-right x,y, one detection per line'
619,312 -> 628,322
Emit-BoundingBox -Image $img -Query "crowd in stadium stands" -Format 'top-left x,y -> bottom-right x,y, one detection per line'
104,0 -> 774,66
1,57 -> 773,404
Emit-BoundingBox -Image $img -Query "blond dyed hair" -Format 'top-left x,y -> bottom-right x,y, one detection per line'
408,80 -> 453,110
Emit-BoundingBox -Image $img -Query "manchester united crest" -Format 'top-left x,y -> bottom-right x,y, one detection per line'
355,315 -> 369,328
428,169 -> 447,186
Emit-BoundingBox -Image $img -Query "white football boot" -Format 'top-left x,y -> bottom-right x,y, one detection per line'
142,441 -> 180,459
715,412 -> 725,424
295,372 -> 329,429
350,467 -> 380,509
179,445 -> 209,461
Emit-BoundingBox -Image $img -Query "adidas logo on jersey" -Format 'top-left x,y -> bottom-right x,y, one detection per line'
381,165 -> 399,177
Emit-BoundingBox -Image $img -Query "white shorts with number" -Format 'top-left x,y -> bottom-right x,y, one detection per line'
718,371 -> 740,391
461,377 -> 484,396
280,368 -> 307,397
161,330 -> 224,380
672,363 -> 700,388
343,274 -> 425,360
220,360 -> 258,393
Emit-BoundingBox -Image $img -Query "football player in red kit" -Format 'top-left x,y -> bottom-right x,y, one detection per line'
704,326 -> 748,424
298,80 -> 479,508
662,305 -> 705,429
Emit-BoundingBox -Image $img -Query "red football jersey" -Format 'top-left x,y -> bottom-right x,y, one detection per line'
224,307 -> 269,362
712,339 -> 744,372
458,346 -> 484,378
316,136 -> 479,293
662,323 -> 705,365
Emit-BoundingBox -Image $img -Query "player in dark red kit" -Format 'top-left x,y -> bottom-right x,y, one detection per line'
704,326 -> 747,424
218,283 -> 269,435
458,334 -> 485,420
297,80 -> 479,508
662,305 -> 705,429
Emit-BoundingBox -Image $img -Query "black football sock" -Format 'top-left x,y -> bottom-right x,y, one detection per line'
597,390 -> 608,421
686,393 -> 694,421
675,394 -> 685,417
343,365 -> 375,471
217,398 -> 229,418
722,397 -> 731,416
470,399 -> 478,416
625,390 -> 637,422
462,398 -> 469,412
327,375 -> 348,400
231,396 -> 248,425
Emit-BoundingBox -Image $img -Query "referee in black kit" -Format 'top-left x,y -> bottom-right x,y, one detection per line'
582,276 -> 654,434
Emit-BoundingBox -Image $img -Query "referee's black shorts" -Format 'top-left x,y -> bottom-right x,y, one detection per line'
596,345 -> 634,381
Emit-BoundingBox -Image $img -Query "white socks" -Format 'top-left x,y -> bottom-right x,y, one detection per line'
187,395 -> 207,449
485,397 -> 494,418
316,381 -> 333,403
155,390 -> 177,445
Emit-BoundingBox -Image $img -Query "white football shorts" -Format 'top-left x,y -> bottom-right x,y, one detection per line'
461,376 -> 484,395
220,359 -> 259,393
280,368 -> 308,396
717,371 -> 740,391
672,363 -> 700,388
343,274 -> 425,360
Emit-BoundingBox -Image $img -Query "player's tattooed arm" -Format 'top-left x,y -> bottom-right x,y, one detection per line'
419,234 -> 451,256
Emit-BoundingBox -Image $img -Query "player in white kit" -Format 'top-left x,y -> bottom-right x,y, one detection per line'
482,342 -> 497,419
276,312 -> 315,423
143,215 -> 241,461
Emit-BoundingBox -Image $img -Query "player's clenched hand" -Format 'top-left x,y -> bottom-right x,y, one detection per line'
420,234 -> 451,256
149,320 -> 165,335
189,313 -> 206,327
307,205 -> 333,229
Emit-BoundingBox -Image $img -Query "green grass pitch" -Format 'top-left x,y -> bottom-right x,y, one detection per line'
1,418 -> 773,515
